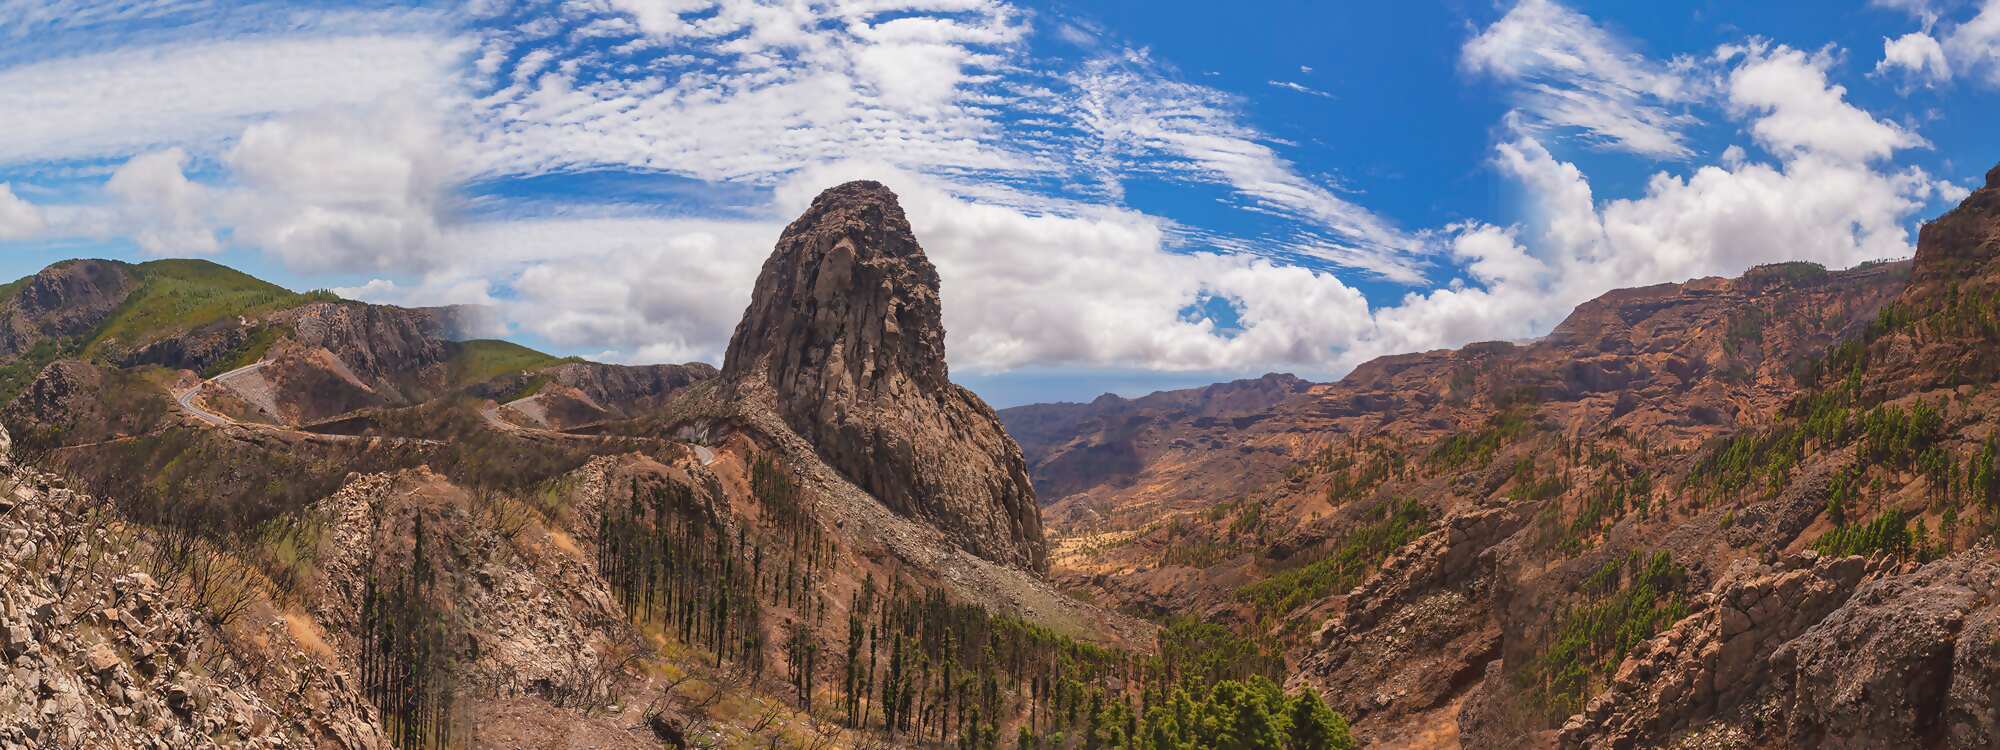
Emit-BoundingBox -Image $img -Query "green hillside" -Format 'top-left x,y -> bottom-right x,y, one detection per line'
445,339 -> 569,388
0,259 -> 338,401
84,259 -> 337,357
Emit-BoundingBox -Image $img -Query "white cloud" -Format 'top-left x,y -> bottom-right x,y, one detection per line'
0,31 -> 466,165
1462,0 -> 1699,158
104,148 -> 218,254
339,162 -> 1385,374
1943,0 -> 2000,85
0,0 -> 1965,386
474,216 -> 777,365
218,99 -> 457,273
1360,38 -> 1944,369
1724,43 -> 1926,163
0,183 -> 45,241
1267,80 -> 1333,98
1878,31 -> 1953,84
1872,0 -> 1953,27
1068,53 -> 1426,282
770,164 -> 1379,372
468,0 -> 1036,182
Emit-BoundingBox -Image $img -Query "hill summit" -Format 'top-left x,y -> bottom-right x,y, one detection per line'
722,180 -> 1046,572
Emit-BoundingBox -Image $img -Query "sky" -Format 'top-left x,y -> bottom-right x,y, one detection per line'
0,0 -> 1994,407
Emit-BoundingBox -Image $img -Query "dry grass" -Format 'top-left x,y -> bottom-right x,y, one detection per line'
285,610 -> 336,663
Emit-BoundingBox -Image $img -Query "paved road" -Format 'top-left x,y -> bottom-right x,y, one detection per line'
167,361 -> 442,447
172,361 -> 268,427
483,398 -> 720,466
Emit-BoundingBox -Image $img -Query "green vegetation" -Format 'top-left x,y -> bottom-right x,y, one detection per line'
1741,261 -> 1828,287
1974,440 -> 2000,512
444,339 -> 565,387
1535,463 -> 1651,556
0,260 -> 334,400
0,272 -> 29,307
1811,509 -> 1916,558
1684,427 -> 1804,497
1155,618 -> 1283,688
495,372 -> 554,403
1855,400 -> 1945,469
1119,676 -> 1354,750
202,324 -> 284,377
0,335 -> 82,403
1526,550 -> 1689,720
1237,499 -> 1431,621
85,259 -> 334,358
1160,515 -> 1237,568
1721,308 -> 1769,356
1427,409 -> 1532,470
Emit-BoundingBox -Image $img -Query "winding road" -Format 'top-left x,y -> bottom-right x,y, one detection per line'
481,397 -> 720,466
172,360 -> 268,427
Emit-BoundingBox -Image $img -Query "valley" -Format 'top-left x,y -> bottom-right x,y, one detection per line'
3,172 -> 2000,748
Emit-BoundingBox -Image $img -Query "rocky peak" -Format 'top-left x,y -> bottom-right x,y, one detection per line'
721,180 -> 1046,572
0,259 -> 135,359
722,180 -> 948,391
1909,160 -> 2000,296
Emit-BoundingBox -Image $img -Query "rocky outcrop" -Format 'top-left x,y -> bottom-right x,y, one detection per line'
1770,550 -> 2000,748
307,468 -> 635,705
1291,507 -> 1524,730
720,181 -> 1046,572
543,362 -> 716,413
0,430 -> 382,749
268,302 -> 459,403
1560,549 -> 2000,749
0,360 -> 177,448
0,259 -> 135,360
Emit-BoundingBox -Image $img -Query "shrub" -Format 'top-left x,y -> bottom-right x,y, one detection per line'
1526,551 -> 1689,720
1237,499 -> 1431,619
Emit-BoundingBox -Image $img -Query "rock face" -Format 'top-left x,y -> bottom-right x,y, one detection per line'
721,180 -> 1046,572
1560,549 -> 2000,749
0,427 -> 383,750
0,259 -> 135,359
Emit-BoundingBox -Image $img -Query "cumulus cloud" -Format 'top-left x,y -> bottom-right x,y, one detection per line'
1871,0 -> 1946,26
218,99 -> 458,273
473,217 -> 776,365
464,164 -> 1382,372
1462,0 -> 1699,158
0,0 -> 1968,387
0,183 -> 44,241
104,148 -> 219,254
1878,31 -> 1953,84
1875,0 -> 2000,87
1360,28 -> 1946,371
1724,42 -> 1927,163
1943,0 -> 2000,85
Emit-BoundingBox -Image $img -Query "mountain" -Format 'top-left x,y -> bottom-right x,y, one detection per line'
1010,167 -> 2000,747
720,181 -> 1045,572
1000,372 -> 1312,501
0,184 -> 1163,749
6,168 -> 2000,749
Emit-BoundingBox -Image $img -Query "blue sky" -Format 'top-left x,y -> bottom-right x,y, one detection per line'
0,0 -> 1994,406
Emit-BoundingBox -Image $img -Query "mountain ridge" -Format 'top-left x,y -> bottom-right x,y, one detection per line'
4,168 -> 2000,748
